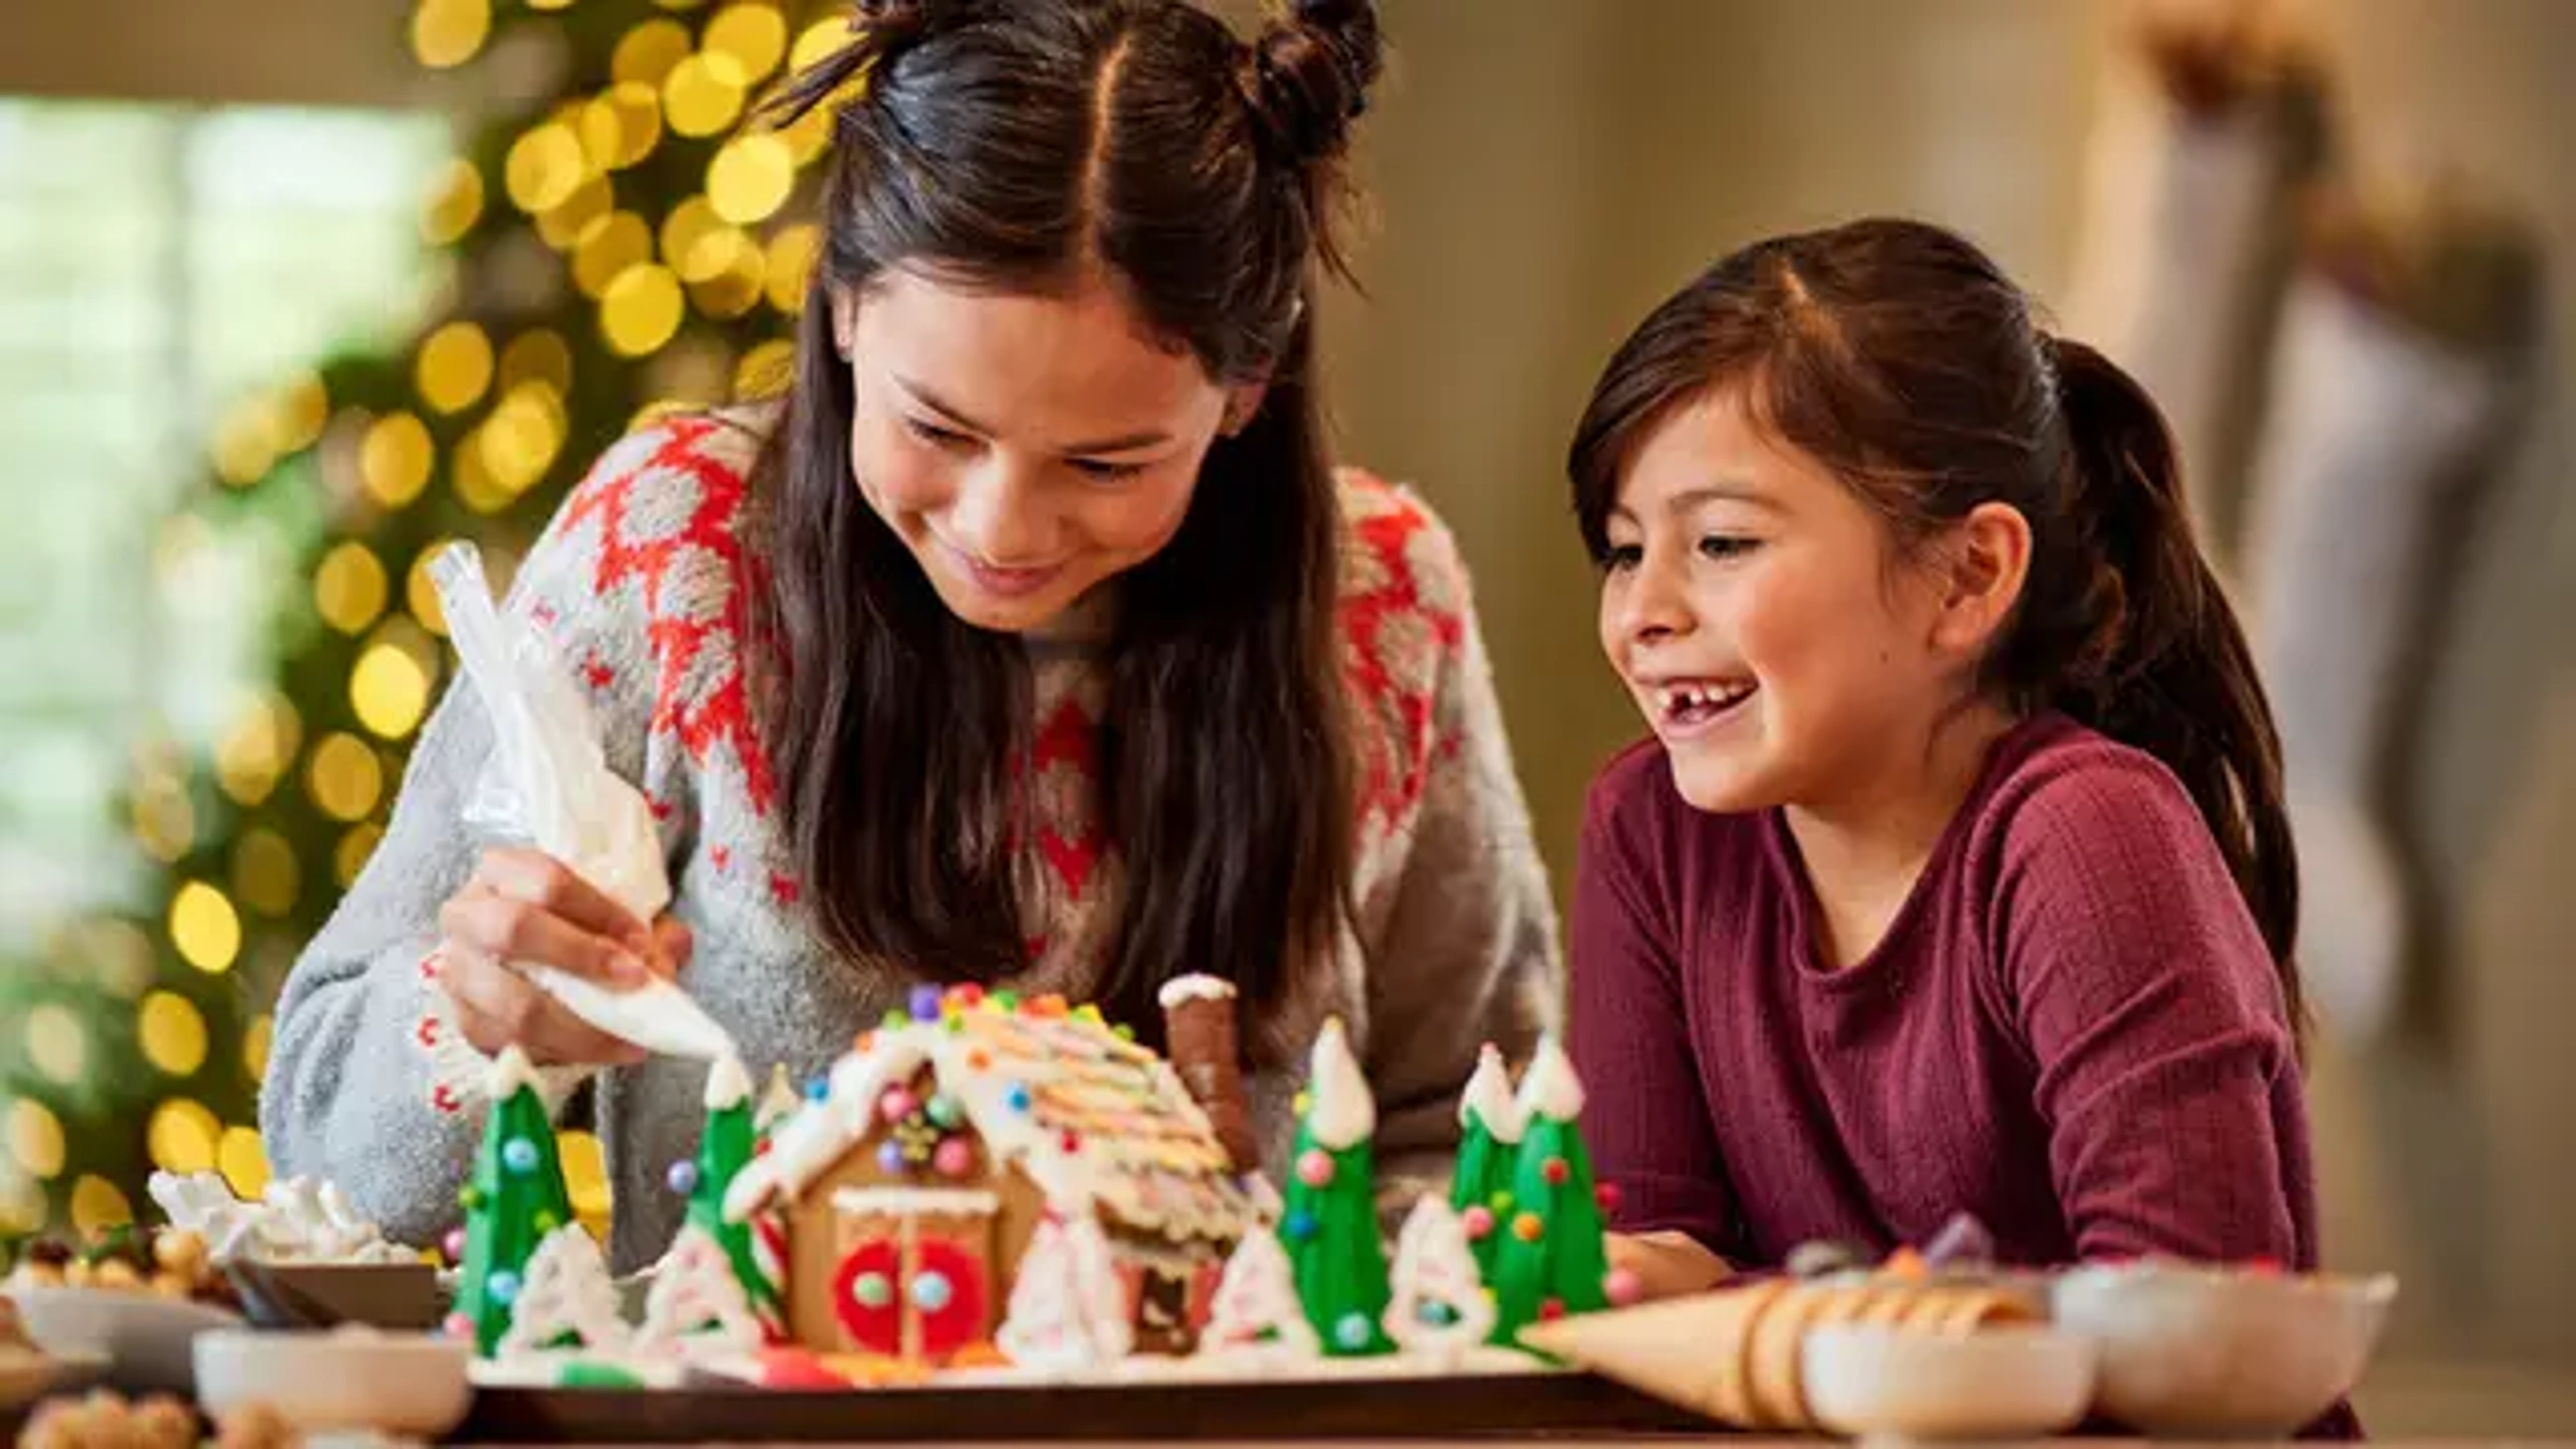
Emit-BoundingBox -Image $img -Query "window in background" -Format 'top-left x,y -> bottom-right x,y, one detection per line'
0,99 -> 447,945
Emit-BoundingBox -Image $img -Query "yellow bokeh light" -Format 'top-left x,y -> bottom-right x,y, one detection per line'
703,3 -> 790,89
268,373 -> 331,456
70,1175 -> 133,1237
528,0 -> 572,11
600,264 -> 686,357
663,55 -> 747,139
416,321 -> 495,415
407,543 -> 455,637
219,1128 -> 271,1201
581,83 -> 665,172
788,17 -> 845,75
216,694 -> 301,809
498,330 -> 575,396
676,221 -> 749,285
690,237 -> 767,320
140,992 -> 209,1077
765,221 -> 819,314
72,918 -> 158,1002
708,133 -> 795,226
131,777 -> 195,865
0,1177 -> 40,1236
7,1098 -> 66,1181
233,828 -> 300,919
574,211 -> 655,299
148,1099 -> 221,1175
360,412 -> 435,509
335,824 -> 386,889
245,1014 -> 274,1081
780,101 -> 835,169
560,1129 -> 612,1219
26,1005 -> 87,1085
659,197 -> 724,276
535,172 -> 614,252
612,19 -> 694,87
314,541 -> 390,636
423,158 -> 486,246
481,384 -> 567,495
170,881 -> 243,975
352,641 -> 434,742
734,337 -> 796,399
308,734 -> 386,824
505,123 -> 588,216
211,399 -> 276,488
453,428 -> 517,516
410,0 -> 492,70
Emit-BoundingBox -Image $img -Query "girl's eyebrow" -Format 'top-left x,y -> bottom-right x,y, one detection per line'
892,374 -> 1173,455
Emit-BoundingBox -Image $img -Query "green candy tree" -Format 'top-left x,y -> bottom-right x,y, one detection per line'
1489,1038 -> 1610,1339
455,1046 -> 576,1355
680,1053 -> 777,1328
1279,1017 -> 1392,1357
1446,1040 -> 1522,1279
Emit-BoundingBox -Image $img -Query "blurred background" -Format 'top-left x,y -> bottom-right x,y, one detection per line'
0,0 -> 2569,1431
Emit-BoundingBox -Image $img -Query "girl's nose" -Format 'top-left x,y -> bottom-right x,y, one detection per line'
947,458 -> 1058,565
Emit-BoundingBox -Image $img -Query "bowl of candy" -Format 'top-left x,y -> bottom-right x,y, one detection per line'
5,1227 -> 245,1395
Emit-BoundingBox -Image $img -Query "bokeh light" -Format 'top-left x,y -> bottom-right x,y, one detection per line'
307,735 -> 386,824
140,991 -> 210,1077
315,541 -> 391,635
352,641 -> 435,741
170,881 -> 243,975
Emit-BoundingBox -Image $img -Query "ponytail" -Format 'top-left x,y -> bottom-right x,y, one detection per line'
2031,337 -> 2304,1024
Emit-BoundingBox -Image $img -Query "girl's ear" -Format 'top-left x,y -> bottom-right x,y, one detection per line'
830,287 -> 858,360
1219,381 -> 1269,437
1930,501 -> 2032,657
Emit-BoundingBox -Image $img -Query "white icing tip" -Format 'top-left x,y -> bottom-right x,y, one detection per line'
704,1053 -> 752,1111
487,1044 -> 542,1102
1513,1036 -> 1586,1123
1304,1016 -> 1377,1151
1157,974 -> 1238,1009
1458,1042 -> 1523,1142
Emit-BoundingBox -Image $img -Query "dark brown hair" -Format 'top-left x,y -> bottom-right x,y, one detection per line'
757,0 -> 1381,1042
1569,217 -> 2302,1024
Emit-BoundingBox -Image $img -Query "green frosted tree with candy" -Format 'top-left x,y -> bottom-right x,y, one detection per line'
1490,1038 -> 1614,1339
674,1053 -> 779,1333
453,1046 -> 576,1355
1279,1016 -> 1393,1356
1448,1041 -> 1523,1279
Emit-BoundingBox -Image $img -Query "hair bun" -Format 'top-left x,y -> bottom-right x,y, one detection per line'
1244,0 -> 1384,163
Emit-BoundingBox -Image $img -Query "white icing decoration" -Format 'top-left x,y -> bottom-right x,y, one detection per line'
1156,975 -> 1238,1009
703,1053 -> 752,1112
1457,1042 -> 1523,1144
1303,1016 -> 1375,1151
1383,1197 -> 1496,1354
1513,1036 -> 1585,1124
498,1225 -> 631,1360
147,1171 -> 414,1265
488,1044 -> 547,1104
828,1187 -> 1002,1218
635,1224 -> 761,1360
1199,1226 -> 1318,1360
997,1216 -> 1134,1371
754,1065 -> 799,1132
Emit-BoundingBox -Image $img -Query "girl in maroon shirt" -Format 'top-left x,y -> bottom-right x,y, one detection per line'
1563,219 -> 2324,1303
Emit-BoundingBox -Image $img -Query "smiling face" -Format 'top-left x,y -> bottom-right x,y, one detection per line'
834,267 -> 1263,635
1596,390 -> 1970,816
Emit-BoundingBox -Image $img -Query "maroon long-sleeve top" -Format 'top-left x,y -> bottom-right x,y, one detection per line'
1570,712 -> 2324,1273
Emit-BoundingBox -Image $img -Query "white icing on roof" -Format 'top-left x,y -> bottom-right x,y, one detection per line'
830,1186 -> 1002,1218
1458,1041 -> 1524,1144
1303,1016 -> 1376,1151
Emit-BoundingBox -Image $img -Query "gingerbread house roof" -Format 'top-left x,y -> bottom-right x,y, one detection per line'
723,987 -> 1253,1246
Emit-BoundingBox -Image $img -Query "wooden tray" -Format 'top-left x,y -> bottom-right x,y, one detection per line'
455,1368 -> 1710,1442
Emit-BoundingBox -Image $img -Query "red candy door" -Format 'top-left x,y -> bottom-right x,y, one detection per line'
907,1237 -> 989,1360
830,1238 -> 904,1355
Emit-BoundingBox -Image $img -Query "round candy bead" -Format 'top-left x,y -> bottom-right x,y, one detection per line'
1281,1210 -> 1319,1243
1460,1206 -> 1495,1241
805,1077 -> 830,1102
879,1089 -> 918,1124
1540,1156 -> 1570,1187
441,1228 -> 467,1264
852,1272 -> 893,1309
442,1311 -> 475,1340
1004,1083 -> 1033,1114
1604,1268 -> 1645,1307
910,1271 -> 954,1311
876,1140 -> 909,1175
925,1093 -> 964,1128
908,984 -> 945,1022
1538,1297 -> 1566,1322
1417,1300 -> 1459,1327
486,1270 -> 521,1305
666,1160 -> 701,1195
500,1137 -> 541,1175
1333,1313 -> 1375,1351
933,1139 -> 976,1178
1594,1183 -> 1623,1214
1511,1212 -> 1545,1244
1294,1149 -> 1336,1189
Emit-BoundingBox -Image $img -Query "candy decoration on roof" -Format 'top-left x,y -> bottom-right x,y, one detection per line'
1279,1017 -> 1393,1356
1448,1041 -> 1523,1279
1489,1037 -> 1610,1339
454,1046 -> 576,1356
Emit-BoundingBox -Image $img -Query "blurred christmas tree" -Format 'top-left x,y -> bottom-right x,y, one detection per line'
0,0 -> 837,1249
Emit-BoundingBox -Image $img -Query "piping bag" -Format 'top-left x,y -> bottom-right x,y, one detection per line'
427,541 -> 736,1061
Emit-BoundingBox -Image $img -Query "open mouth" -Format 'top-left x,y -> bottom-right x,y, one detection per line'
1649,678 -> 1755,731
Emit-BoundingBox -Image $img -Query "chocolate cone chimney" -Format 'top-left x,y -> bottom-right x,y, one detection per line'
1158,974 -> 1259,1173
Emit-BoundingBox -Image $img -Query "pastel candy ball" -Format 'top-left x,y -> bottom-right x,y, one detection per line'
500,1137 -> 541,1175
1333,1312 -> 1375,1350
910,1271 -> 953,1311
908,984 -> 945,1021
805,1076 -> 830,1102
933,1139 -> 976,1177
1282,1210 -> 1319,1243
1294,1149 -> 1336,1189
486,1270 -> 522,1305
667,1160 -> 700,1195
925,1093 -> 964,1128
1004,1083 -> 1033,1114
1460,1205 -> 1495,1241
876,1140 -> 908,1175
1595,1182 -> 1623,1214
1604,1268 -> 1645,1307
879,1089 -> 918,1124
1541,1156 -> 1570,1187
1511,1212 -> 1544,1243
442,1311 -> 474,1340
441,1228 -> 467,1264
853,1271 -> 892,1309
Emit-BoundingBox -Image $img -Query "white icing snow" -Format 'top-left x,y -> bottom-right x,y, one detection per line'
488,1044 -> 546,1104
1456,1042 -> 1523,1143
828,1187 -> 1002,1218
1303,1016 -> 1376,1151
1156,974 -> 1238,1009
703,1053 -> 752,1112
1512,1037 -> 1585,1123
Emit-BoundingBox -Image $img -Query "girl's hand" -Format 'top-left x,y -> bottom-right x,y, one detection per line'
434,846 -> 692,1067
1606,1229 -> 1732,1301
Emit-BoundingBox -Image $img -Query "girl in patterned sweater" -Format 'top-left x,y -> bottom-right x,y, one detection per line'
262,0 -> 1558,1269
1564,220 -> 2333,1310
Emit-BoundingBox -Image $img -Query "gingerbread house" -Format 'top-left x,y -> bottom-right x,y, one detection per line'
722,978 -> 1258,1365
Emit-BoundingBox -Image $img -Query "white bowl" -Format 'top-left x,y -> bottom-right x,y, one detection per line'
1803,1324 -> 2098,1442
2051,1262 -> 2395,1436
194,1327 -> 473,1438
9,1285 -> 243,1395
